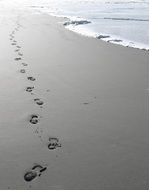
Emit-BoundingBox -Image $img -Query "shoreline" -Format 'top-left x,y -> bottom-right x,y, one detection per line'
63,17 -> 149,52
1,4 -> 149,189
34,10 -> 149,52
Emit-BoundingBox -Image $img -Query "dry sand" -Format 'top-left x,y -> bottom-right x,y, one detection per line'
0,1 -> 149,189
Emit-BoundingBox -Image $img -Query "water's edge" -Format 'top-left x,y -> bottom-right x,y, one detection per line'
31,6 -> 149,52
62,16 -> 149,52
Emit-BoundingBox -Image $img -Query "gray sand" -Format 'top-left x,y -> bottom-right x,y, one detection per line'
0,1 -> 149,189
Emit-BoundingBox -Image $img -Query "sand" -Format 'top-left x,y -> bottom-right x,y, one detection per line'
1,1 -> 149,189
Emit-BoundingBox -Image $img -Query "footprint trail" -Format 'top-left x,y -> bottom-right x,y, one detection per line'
9,18 -> 62,184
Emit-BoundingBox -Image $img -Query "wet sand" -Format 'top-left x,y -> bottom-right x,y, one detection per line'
1,1 -> 149,189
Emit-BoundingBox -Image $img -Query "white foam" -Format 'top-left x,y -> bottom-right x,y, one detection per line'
64,18 -> 149,51
28,0 -> 149,51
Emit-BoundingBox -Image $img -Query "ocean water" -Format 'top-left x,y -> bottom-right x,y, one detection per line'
19,0 -> 149,50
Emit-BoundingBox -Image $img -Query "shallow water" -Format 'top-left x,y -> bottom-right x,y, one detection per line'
28,0 -> 149,50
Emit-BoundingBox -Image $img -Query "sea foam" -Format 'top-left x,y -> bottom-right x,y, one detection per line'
29,0 -> 149,51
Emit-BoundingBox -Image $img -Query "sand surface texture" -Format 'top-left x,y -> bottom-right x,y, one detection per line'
0,0 -> 149,189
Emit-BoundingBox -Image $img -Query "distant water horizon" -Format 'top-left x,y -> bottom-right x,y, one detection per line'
29,0 -> 149,50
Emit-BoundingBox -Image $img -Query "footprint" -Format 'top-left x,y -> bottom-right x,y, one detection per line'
48,137 -> 61,150
26,86 -> 34,92
22,63 -> 28,66
27,76 -> 35,81
15,49 -> 20,52
34,98 -> 44,106
24,164 -> 47,182
24,171 -> 37,182
20,69 -> 26,73
11,43 -> 16,45
30,114 -> 39,124
83,102 -> 90,105
18,52 -> 23,56
16,45 -> 21,49
15,57 -> 21,61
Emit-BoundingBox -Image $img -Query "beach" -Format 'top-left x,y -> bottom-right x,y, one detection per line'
1,1 -> 149,189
